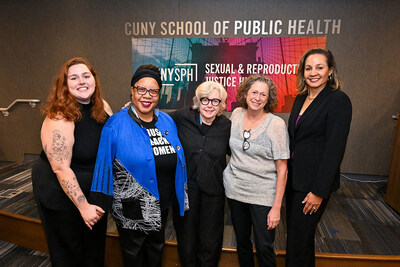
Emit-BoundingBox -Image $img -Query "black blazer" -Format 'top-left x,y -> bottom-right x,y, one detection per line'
288,85 -> 352,198
170,108 -> 231,195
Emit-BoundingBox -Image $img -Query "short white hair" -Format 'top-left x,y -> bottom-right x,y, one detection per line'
192,81 -> 227,115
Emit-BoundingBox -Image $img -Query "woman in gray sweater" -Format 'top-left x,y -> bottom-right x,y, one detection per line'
223,74 -> 289,267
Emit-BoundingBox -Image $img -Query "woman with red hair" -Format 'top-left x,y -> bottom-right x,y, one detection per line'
32,57 -> 112,266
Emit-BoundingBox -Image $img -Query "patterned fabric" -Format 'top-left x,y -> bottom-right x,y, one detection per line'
112,158 -> 161,232
90,107 -> 188,217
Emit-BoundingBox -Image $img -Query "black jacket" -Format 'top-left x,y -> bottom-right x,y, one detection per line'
288,85 -> 352,198
170,108 -> 231,195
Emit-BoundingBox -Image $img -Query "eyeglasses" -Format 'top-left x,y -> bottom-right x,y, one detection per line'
242,130 -> 251,151
200,98 -> 222,106
134,86 -> 160,97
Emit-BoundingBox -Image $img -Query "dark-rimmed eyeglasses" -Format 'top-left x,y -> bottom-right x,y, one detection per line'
134,86 -> 160,97
200,98 -> 222,106
242,129 -> 251,151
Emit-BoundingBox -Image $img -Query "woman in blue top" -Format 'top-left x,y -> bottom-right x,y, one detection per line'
91,64 -> 188,267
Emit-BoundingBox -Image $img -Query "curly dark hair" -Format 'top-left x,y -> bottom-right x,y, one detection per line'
235,74 -> 278,112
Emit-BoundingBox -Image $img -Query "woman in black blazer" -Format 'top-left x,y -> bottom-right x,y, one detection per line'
286,48 -> 352,267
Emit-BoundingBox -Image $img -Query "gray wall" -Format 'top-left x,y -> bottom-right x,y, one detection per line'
1,0 -> 399,175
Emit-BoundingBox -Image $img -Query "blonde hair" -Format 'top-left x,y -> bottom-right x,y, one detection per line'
192,81 -> 227,115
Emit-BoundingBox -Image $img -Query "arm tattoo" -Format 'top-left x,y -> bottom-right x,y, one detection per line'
61,177 -> 86,206
77,194 -> 86,204
45,130 -> 71,164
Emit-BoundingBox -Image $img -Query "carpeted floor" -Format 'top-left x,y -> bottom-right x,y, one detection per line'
0,161 -> 399,266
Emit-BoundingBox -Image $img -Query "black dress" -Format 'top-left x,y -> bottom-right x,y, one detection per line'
32,103 -> 108,267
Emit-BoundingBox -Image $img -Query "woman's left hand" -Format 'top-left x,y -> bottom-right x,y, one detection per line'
267,206 -> 281,230
302,192 -> 323,215
79,203 -> 105,230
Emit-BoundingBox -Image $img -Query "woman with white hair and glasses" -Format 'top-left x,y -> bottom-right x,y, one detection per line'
171,81 -> 231,267
223,74 -> 289,267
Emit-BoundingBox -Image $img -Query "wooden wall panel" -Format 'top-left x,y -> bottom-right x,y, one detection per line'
385,114 -> 400,213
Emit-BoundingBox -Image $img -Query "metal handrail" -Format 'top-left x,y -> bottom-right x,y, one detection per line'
0,99 -> 41,117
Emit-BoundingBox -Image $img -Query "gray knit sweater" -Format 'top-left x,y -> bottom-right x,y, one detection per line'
223,107 -> 290,206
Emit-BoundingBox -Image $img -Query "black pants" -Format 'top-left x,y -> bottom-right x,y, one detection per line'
117,210 -> 168,267
285,188 -> 329,267
228,198 -> 276,267
173,185 -> 225,267
36,200 -> 107,267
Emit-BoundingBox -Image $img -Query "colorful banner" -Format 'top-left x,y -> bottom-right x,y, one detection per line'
132,37 -> 326,112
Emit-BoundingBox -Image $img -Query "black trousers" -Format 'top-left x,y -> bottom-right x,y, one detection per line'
228,198 -> 276,267
36,200 -> 107,267
173,184 -> 225,267
285,188 -> 329,267
117,210 -> 168,267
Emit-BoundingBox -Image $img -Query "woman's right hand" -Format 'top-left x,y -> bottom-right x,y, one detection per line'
78,203 -> 105,230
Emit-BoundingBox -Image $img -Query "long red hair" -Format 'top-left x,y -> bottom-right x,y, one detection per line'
42,57 -> 106,124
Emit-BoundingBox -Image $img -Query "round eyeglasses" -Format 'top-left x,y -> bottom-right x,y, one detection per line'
242,129 -> 251,151
200,97 -> 222,106
134,86 -> 160,97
